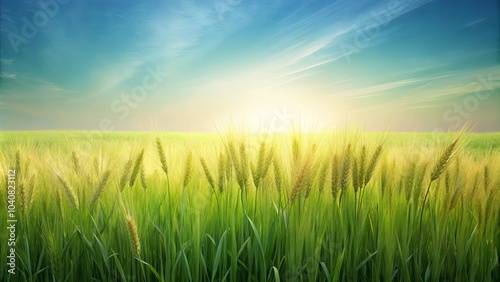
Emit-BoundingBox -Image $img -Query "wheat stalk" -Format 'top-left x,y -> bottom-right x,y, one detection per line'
352,158 -> 359,192
71,151 -> 80,173
273,155 -> 283,193
292,137 -> 300,163
448,177 -> 464,211
119,160 -> 133,191
140,164 -> 147,191
420,136 -> 461,227
25,175 -> 35,213
239,142 -> 250,191
228,141 -> 239,178
364,145 -> 383,187
359,146 -> 367,188
55,173 -> 79,210
45,232 -> 62,280
340,144 -> 352,195
183,152 -> 193,188
430,137 -> 459,181
200,157 -> 215,191
252,141 -> 267,188
218,152 -> 226,193
289,155 -> 312,204
317,161 -> 329,192
331,154 -> 340,198
260,145 -> 274,184
413,163 -> 428,204
90,169 -> 111,206
155,137 -> 169,177
405,161 -> 417,201
15,150 -> 21,177
129,149 -> 145,187
126,214 -> 141,257
305,157 -> 321,198
483,165 -> 490,192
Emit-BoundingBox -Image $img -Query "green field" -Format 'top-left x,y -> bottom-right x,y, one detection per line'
1,131 -> 499,281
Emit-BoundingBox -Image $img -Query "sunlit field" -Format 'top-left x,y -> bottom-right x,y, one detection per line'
1,130 -> 499,281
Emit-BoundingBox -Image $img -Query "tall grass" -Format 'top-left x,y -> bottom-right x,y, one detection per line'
0,130 -> 498,281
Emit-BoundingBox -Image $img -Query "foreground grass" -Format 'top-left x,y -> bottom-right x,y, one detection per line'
0,130 -> 499,281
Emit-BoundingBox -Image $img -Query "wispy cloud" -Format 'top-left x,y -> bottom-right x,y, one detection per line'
0,72 -> 16,79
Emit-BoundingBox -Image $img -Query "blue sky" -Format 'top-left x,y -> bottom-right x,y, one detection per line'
1,0 -> 499,131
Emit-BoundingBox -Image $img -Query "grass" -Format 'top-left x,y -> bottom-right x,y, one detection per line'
0,130 -> 499,281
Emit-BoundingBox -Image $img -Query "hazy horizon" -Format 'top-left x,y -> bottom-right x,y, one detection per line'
1,0 -> 499,132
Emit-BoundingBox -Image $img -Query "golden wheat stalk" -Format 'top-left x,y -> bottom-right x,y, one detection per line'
331,154 -> 340,198
483,165 -> 490,191
305,157 -> 321,198
316,161 -> 329,192
125,214 -> 141,257
155,137 -> 169,177
129,149 -> 145,187
217,152 -> 226,193
352,158 -> 359,192
292,137 -> 300,163
448,178 -> 464,211
119,160 -> 133,191
420,136 -> 461,226
90,170 -> 111,206
260,146 -> 274,181
200,157 -> 215,191
359,146 -> 366,188
273,155 -> 283,193
71,151 -> 80,173
252,141 -> 266,188
140,164 -> 147,191
183,152 -> 193,188
430,137 -> 460,181
289,155 -> 312,204
15,150 -> 21,177
228,141 -> 239,177
55,173 -> 79,210
364,145 -> 383,187
405,161 -> 417,201
340,144 -> 352,193
484,188 -> 498,229
239,142 -> 249,191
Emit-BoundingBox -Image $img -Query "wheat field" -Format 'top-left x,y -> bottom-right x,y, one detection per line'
0,130 -> 499,281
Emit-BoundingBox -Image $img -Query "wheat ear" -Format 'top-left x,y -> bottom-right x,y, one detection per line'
183,152 -> 193,188
129,149 -> 145,187
200,157 -> 215,191
90,169 -> 111,206
55,173 -> 79,210
126,214 -> 141,257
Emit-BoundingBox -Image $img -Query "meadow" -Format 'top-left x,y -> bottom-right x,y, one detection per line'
0,130 -> 499,281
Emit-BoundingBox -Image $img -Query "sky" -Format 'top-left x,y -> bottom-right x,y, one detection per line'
0,0 -> 499,132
